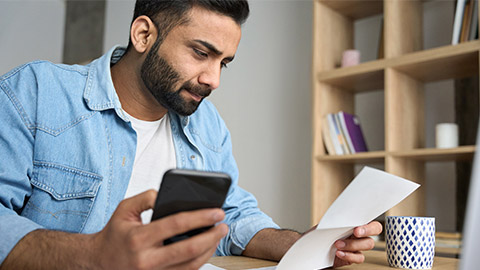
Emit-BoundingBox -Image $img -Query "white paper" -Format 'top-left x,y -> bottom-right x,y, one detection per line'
199,263 -> 225,270
199,263 -> 276,270
276,166 -> 420,270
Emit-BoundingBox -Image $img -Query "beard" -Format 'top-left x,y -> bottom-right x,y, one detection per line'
140,42 -> 211,116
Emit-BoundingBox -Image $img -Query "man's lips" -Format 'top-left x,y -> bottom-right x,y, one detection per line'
184,89 -> 204,102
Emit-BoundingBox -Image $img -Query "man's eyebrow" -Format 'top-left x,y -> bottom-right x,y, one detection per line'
193,39 -> 235,62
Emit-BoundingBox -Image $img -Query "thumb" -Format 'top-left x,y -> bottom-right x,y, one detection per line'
116,189 -> 157,221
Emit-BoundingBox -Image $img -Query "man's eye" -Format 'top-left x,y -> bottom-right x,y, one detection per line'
221,62 -> 228,69
194,48 -> 207,58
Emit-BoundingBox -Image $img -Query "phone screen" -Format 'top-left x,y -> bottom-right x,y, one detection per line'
151,169 -> 231,244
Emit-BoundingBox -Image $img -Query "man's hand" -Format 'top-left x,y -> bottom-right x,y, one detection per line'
93,190 -> 228,269
242,221 -> 383,267
1,190 -> 227,270
332,221 -> 383,267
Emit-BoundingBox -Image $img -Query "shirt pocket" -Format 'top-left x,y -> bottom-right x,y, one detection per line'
21,161 -> 102,233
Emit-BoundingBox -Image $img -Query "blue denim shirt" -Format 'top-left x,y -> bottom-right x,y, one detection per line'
0,46 -> 279,264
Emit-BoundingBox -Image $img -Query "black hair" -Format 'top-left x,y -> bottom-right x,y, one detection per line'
126,0 -> 249,51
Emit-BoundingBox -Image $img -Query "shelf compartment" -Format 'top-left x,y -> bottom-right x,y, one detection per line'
316,41 -> 480,92
318,0 -> 383,20
316,151 -> 385,164
391,40 -> 480,82
317,60 -> 386,92
390,145 -> 476,161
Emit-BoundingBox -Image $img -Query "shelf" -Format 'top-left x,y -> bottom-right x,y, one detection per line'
390,145 -> 476,162
316,146 -> 476,164
311,0 -> 479,223
392,41 -> 480,82
317,60 -> 386,92
316,41 -> 480,92
316,151 -> 385,164
318,0 -> 383,20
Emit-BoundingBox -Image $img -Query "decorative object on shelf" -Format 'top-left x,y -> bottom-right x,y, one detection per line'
341,49 -> 360,67
436,123 -> 459,148
386,216 -> 436,269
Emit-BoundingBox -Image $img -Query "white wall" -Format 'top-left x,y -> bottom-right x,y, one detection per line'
0,0 -> 65,74
104,0 -> 135,51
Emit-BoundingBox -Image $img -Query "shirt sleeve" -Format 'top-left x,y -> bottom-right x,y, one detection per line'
0,69 -> 43,264
215,124 -> 280,256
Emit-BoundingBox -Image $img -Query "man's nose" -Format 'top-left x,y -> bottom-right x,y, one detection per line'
198,64 -> 221,90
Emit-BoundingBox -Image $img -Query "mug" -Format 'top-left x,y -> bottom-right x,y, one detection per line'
385,216 -> 435,269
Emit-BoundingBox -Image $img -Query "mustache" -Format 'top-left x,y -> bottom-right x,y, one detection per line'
181,81 -> 211,99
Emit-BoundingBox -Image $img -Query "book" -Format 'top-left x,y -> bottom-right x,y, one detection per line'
326,113 -> 344,155
452,0 -> 467,44
322,116 -> 336,155
377,18 -> 384,59
436,232 -> 463,249
337,112 -> 368,153
469,0 -> 478,40
334,113 -> 351,154
460,0 -> 474,42
338,111 -> 356,154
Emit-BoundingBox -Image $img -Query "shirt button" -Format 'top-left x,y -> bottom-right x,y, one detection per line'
190,155 -> 196,160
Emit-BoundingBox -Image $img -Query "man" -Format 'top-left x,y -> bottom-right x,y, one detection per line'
0,0 -> 381,269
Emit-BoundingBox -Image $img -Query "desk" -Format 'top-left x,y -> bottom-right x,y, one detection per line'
208,250 -> 459,269
208,255 -> 276,269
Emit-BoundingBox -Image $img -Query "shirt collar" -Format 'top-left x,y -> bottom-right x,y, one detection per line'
83,45 -> 129,121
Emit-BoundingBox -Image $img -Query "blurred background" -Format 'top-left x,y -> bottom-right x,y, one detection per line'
0,0 -> 465,234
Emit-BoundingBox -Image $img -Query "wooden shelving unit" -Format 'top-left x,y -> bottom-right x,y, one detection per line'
311,0 -> 480,225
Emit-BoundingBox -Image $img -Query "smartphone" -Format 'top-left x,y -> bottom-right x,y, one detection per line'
151,169 -> 232,245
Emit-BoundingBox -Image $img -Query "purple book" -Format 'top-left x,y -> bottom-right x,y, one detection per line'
338,111 -> 368,152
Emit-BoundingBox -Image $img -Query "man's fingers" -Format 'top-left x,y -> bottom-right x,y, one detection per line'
336,250 -> 365,264
335,237 -> 375,252
146,223 -> 228,268
353,221 -> 383,238
168,245 -> 218,270
116,189 -> 157,221
134,208 -> 226,247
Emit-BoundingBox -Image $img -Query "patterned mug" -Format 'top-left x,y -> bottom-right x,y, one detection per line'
385,216 -> 435,269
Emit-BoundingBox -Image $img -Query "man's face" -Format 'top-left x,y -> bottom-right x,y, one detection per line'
140,7 -> 242,116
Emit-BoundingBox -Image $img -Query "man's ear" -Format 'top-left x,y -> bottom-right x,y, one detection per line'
130,15 -> 158,54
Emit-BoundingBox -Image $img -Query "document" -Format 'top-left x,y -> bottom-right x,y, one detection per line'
276,166 -> 420,270
201,167 -> 420,270
199,264 -> 225,270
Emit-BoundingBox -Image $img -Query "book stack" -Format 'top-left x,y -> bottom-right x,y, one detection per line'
435,232 -> 462,256
452,0 -> 479,45
322,112 -> 368,155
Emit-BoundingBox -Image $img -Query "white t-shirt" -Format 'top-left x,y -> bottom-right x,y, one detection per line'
123,111 -> 176,223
